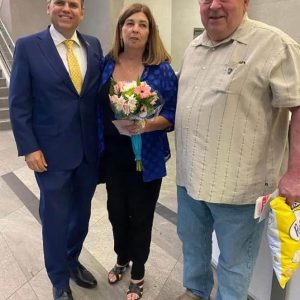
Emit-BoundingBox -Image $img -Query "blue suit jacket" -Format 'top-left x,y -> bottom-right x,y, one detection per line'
9,28 -> 103,171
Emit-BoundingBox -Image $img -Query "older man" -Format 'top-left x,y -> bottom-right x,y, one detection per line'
9,1 -> 103,299
175,0 -> 300,299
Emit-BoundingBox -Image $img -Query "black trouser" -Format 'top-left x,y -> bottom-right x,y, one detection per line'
105,161 -> 162,280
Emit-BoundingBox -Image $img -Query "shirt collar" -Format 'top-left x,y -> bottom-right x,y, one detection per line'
49,24 -> 81,47
192,13 -> 250,48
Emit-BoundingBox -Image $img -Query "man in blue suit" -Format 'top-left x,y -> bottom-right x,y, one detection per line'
9,1 -> 103,299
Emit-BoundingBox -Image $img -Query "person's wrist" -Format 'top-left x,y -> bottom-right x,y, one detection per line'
143,118 -> 154,133
135,119 -> 147,134
142,119 -> 147,132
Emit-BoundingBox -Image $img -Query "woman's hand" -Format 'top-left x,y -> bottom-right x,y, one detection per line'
126,116 -> 172,135
126,119 -> 147,135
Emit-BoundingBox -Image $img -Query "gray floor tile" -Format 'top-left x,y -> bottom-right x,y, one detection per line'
142,242 -> 181,300
84,214 -> 115,273
0,233 -> 27,300
160,190 -> 177,212
0,130 -> 189,300
89,184 -> 108,227
0,131 -> 16,152
0,146 -> 26,173
152,213 -> 182,260
7,283 -> 38,300
70,248 -> 124,300
0,207 -> 44,281
156,260 -> 185,300
3,172 -> 40,223
159,135 -> 177,213
14,167 -> 37,189
0,177 -> 23,219
0,164 -> 11,176
29,269 -> 52,300
14,166 -> 40,198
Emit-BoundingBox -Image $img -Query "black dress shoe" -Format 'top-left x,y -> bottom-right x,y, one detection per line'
52,287 -> 73,300
69,263 -> 97,289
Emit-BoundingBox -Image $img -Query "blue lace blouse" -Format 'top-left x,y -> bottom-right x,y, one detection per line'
99,56 -> 178,182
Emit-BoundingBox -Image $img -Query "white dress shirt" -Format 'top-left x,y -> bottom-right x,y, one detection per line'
49,25 -> 87,79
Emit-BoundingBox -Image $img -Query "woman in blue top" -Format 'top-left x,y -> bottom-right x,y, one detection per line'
99,3 -> 177,299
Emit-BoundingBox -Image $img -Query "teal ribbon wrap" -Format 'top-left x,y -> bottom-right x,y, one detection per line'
131,134 -> 143,171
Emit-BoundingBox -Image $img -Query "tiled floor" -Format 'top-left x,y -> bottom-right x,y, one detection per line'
0,130 -> 189,300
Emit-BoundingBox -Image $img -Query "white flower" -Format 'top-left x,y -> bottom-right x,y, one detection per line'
127,95 -> 138,113
114,95 -> 126,112
121,81 -> 137,92
150,95 -> 159,105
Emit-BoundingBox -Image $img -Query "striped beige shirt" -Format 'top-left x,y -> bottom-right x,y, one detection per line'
175,16 -> 300,204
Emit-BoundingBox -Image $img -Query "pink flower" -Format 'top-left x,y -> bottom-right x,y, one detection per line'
122,103 -> 130,115
114,81 -> 127,94
113,83 -> 120,94
109,94 -> 119,104
134,82 -> 152,99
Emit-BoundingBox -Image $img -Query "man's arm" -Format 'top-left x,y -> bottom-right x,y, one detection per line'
9,38 -> 47,172
278,106 -> 300,205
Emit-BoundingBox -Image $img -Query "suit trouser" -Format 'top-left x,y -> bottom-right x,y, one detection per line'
35,159 -> 98,289
105,162 -> 162,280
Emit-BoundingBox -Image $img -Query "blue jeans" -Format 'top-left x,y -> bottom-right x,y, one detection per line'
177,186 -> 265,300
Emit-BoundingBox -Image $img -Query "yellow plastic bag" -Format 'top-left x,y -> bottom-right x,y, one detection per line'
268,197 -> 300,288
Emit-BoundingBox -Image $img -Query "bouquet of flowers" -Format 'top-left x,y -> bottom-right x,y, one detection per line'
109,77 -> 162,171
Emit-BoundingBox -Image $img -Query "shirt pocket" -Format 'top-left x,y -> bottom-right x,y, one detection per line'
212,61 -> 249,95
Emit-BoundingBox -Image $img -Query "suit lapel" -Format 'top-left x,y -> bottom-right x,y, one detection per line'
78,32 -> 92,96
36,28 -> 78,94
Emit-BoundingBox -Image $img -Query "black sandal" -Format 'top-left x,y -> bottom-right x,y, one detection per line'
108,263 -> 129,284
127,280 -> 144,299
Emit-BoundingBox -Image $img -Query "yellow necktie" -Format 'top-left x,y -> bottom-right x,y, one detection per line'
64,40 -> 83,94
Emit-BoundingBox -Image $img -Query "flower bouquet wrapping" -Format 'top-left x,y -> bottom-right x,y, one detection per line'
109,77 -> 163,171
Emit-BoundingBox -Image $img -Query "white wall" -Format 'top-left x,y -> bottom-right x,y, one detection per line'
2,0 -> 300,67
248,0 -> 300,42
171,0 -> 200,71
124,0 -> 172,55
122,0 -> 200,71
170,0 -> 300,72
0,0 -> 49,42
79,0 -> 112,54
109,0 -> 126,53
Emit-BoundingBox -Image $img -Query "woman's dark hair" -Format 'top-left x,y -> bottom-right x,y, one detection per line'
110,3 -> 171,65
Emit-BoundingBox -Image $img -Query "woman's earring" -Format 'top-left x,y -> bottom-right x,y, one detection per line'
120,37 -> 124,49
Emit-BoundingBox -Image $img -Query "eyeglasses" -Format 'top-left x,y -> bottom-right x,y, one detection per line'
200,0 -> 230,4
